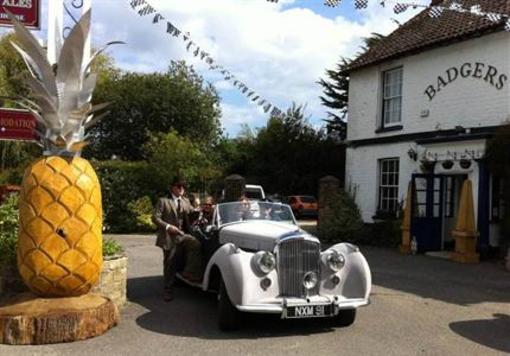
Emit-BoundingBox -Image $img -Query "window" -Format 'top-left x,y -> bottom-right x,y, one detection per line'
378,158 -> 400,212
491,176 -> 505,221
382,67 -> 403,127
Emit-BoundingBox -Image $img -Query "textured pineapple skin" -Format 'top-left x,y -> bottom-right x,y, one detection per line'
17,156 -> 103,297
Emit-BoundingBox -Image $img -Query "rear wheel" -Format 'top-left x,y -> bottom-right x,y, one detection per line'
218,279 -> 240,331
334,308 -> 356,327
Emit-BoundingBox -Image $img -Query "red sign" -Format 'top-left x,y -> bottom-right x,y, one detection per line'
0,108 -> 37,142
0,0 -> 40,29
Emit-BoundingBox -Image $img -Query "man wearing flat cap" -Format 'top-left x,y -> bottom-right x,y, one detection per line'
152,177 -> 202,301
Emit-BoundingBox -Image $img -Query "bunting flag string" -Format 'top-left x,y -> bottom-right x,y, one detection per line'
265,0 -> 510,30
128,0 -> 283,116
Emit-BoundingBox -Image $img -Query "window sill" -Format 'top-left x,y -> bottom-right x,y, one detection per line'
375,125 -> 403,134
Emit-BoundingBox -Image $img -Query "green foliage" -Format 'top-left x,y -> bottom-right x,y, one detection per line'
359,220 -> 402,248
145,131 -> 221,193
103,237 -> 124,257
0,194 -> 19,266
0,33 -> 30,102
127,196 -> 156,232
86,61 -> 222,161
318,189 -> 363,243
226,104 -> 345,196
94,160 -> 156,233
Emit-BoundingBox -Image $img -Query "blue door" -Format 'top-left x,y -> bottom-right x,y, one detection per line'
411,174 -> 444,252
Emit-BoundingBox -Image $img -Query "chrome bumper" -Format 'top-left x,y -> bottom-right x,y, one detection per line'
236,296 -> 370,314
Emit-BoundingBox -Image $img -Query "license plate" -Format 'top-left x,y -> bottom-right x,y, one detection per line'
284,304 -> 333,319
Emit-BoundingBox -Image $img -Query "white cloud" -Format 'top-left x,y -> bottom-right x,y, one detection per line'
221,102 -> 268,135
2,0 -> 425,135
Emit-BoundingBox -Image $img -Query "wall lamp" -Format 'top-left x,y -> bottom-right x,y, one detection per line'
407,148 -> 418,161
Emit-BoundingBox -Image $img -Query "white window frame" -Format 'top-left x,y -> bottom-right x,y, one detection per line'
378,158 -> 400,212
382,67 -> 403,128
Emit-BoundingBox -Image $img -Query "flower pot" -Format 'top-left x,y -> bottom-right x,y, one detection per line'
442,160 -> 454,170
459,159 -> 472,169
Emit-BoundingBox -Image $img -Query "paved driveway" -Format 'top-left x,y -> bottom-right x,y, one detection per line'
1,234 -> 509,356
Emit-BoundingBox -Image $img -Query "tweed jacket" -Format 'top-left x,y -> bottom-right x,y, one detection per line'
152,196 -> 192,250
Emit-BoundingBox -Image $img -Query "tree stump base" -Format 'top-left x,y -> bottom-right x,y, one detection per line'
0,293 -> 119,345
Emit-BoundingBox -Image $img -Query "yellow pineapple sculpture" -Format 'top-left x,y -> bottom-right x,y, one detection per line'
9,11 -> 119,297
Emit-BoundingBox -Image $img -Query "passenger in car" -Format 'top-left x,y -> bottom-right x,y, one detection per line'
238,195 -> 252,220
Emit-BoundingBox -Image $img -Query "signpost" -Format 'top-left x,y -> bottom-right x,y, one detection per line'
0,0 -> 40,29
0,108 -> 37,141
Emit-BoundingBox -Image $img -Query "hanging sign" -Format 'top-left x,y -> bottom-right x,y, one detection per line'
0,108 -> 37,141
0,0 -> 40,29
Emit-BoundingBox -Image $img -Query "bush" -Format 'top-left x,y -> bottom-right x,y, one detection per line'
318,189 -> 363,243
94,160 -> 158,233
103,237 -> 124,257
0,194 -> 19,266
127,196 -> 156,232
359,220 -> 402,248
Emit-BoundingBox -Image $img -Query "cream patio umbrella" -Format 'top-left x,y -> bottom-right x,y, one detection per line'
451,179 -> 480,264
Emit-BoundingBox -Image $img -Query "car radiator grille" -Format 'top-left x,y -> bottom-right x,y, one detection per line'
277,238 -> 321,297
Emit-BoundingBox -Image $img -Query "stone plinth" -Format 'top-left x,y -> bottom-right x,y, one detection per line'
224,174 -> 246,202
318,176 -> 340,233
0,293 -> 118,344
92,255 -> 127,309
450,231 -> 480,264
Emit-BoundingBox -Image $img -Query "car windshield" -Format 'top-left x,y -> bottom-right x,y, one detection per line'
216,202 -> 296,226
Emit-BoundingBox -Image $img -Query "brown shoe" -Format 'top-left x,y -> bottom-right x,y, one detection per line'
163,290 -> 174,302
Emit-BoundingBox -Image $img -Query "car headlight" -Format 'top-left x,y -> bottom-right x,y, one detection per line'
253,251 -> 276,274
325,250 -> 345,272
303,271 -> 318,290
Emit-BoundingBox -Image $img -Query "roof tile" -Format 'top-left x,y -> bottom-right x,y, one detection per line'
348,0 -> 510,71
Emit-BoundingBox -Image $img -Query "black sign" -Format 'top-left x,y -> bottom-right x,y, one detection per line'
284,304 -> 334,319
425,62 -> 508,101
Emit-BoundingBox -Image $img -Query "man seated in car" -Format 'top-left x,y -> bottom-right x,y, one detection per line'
237,195 -> 252,220
192,196 -> 215,229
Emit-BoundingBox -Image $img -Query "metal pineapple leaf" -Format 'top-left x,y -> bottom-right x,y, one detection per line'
6,9 -> 122,155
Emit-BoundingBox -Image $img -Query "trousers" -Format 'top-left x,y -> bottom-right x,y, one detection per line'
163,234 -> 202,291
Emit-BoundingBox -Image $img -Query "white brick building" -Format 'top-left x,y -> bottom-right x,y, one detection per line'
345,0 -> 509,254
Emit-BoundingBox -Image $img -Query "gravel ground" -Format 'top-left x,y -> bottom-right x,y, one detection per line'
1,232 -> 509,356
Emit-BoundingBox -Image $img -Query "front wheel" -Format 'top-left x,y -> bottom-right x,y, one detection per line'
334,308 -> 357,327
218,279 -> 240,331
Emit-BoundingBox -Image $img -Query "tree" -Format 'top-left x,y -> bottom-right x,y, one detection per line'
0,33 -> 38,175
236,104 -> 345,195
86,61 -> 222,161
144,131 -> 221,194
318,33 -> 385,140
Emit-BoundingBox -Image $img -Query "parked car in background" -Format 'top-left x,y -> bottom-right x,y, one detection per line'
288,195 -> 318,218
244,184 -> 266,201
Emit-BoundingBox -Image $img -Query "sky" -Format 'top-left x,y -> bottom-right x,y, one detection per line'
1,0 -> 428,136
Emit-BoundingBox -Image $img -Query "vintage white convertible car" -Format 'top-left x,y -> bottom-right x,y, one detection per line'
178,201 -> 371,330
